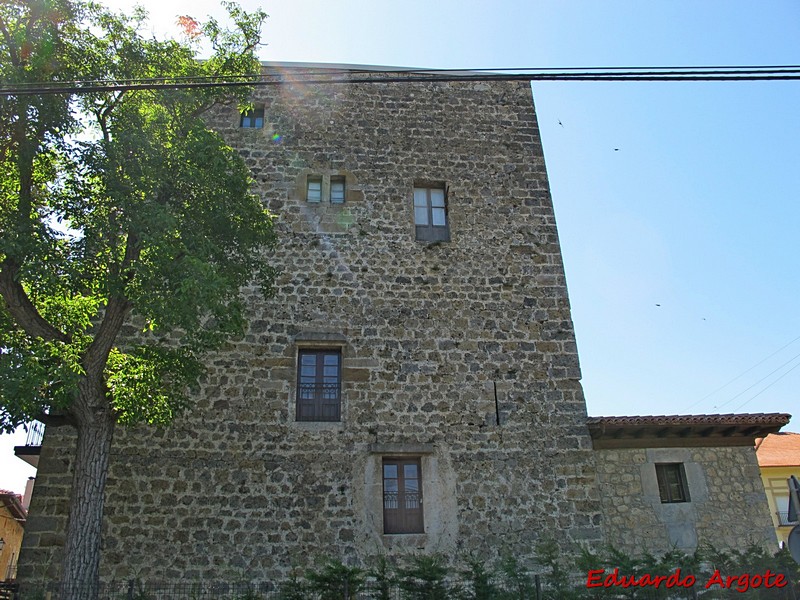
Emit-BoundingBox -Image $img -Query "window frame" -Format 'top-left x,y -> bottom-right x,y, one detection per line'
306,176 -> 323,203
240,107 -> 264,129
330,176 -> 346,204
413,185 -> 449,242
295,349 -> 342,422
382,457 -> 424,534
655,463 -> 690,503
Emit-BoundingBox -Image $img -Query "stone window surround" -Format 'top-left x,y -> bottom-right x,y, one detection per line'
296,348 -> 341,422
365,444 -> 433,546
290,332 -> 348,430
302,173 -> 349,204
382,456 -> 424,535
640,448 -> 710,551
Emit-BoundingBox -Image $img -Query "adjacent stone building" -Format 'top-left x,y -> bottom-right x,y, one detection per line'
589,414 -> 788,556
16,64 -> 791,583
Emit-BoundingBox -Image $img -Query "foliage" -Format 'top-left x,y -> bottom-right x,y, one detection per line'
132,545 -> 797,600
368,555 -> 395,600
397,554 -> 455,600
458,556 -> 499,600
305,560 -> 365,600
533,538 -> 582,600
0,0 -> 273,594
700,544 -> 800,599
496,553 -> 537,600
0,0 -> 275,432
275,567 -> 309,600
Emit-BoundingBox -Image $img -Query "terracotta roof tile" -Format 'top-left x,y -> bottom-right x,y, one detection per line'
0,489 -> 26,522
587,413 -> 791,450
755,432 -> 800,467
587,413 -> 791,427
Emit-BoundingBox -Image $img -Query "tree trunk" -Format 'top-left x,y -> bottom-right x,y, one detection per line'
59,381 -> 116,600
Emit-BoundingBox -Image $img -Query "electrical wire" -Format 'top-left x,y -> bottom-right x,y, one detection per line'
732,359 -> 800,412
683,333 -> 800,411
3,65 -> 800,96
712,349 -> 800,411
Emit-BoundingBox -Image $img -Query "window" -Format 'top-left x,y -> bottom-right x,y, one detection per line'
655,463 -> 690,503
296,349 -> 341,421
776,496 -> 797,525
413,186 -> 449,242
330,176 -> 346,204
306,176 -> 323,203
383,458 -> 424,534
240,108 -> 264,128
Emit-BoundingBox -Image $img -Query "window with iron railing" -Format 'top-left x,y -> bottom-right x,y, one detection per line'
296,349 -> 341,422
383,458 -> 424,534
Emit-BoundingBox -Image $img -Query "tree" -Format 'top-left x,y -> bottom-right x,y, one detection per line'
0,1 -> 275,597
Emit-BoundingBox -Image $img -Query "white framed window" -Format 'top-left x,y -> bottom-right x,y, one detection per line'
306,176 -> 323,203
330,176 -> 346,204
414,185 -> 449,242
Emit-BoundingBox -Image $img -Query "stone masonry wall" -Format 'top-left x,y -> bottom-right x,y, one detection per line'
596,445 -> 775,555
19,69 -> 603,583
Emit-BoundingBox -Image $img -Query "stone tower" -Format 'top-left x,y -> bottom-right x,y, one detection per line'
19,65 -> 603,582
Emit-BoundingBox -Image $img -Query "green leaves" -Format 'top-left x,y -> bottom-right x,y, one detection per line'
0,0 -> 274,429
106,346 -> 201,426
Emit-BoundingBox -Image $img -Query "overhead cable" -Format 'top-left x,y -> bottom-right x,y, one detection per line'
3,65 -> 800,96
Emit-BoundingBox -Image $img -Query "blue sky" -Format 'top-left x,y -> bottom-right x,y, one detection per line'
2,1 -> 799,493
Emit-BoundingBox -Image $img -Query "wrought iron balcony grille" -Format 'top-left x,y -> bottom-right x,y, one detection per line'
296,382 -> 341,421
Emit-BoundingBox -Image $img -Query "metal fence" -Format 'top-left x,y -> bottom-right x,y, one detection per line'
3,574 -> 798,600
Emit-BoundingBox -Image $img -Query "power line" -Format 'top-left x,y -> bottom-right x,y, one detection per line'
733,359 -> 800,412
712,349 -> 800,411
3,65 -> 800,96
683,333 -> 800,411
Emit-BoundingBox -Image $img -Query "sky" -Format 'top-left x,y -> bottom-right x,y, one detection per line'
2,1 -> 799,494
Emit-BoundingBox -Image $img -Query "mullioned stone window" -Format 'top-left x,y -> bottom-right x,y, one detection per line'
305,174 -> 347,204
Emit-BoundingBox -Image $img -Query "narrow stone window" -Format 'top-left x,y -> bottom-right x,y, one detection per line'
655,463 -> 690,503
306,176 -> 323,203
240,107 -> 264,128
296,349 -> 341,421
413,185 -> 449,242
330,176 -> 346,204
383,457 -> 424,534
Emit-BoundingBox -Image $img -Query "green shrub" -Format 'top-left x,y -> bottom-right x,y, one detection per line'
397,554 -> 454,600
306,559 -> 365,600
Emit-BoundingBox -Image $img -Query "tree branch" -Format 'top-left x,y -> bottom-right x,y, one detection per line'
0,16 -> 20,67
82,231 -> 139,376
0,258 -> 69,342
